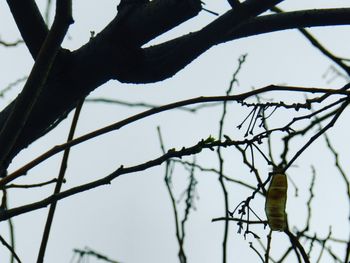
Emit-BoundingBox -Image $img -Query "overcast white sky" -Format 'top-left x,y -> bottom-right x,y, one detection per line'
1,1 -> 350,262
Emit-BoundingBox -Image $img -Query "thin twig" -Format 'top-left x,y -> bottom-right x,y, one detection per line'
265,230 -> 272,263
234,145 -> 266,195
271,7 -> 350,76
280,100 -> 346,164
172,159 -> 262,194
322,132 -> 350,263
5,178 -> 63,189
157,127 -> 187,263
284,100 -> 349,171
0,135 -> 270,221
300,231 -> 344,263
1,103 -> 349,221
37,99 -> 83,263
0,38 -> 23,47
216,54 -> 247,262
1,84 -> 347,186
73,247 -> 121,263
249,242 -> 265,263
4,197 -> 16,263
211,217 -> 266,224
86,97 -> 221,113
0,76 -> 27,98
0,235 -> 21,263
8,218 -> 15,263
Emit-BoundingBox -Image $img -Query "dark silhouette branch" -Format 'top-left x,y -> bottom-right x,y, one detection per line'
212,217 -> 266,224
280,96 -> 349,165
115,0 -> 202,47
249,242 -> 265,263
157,127 -> 187,263
2,2 -> 350,261
172,160 -> 262,194
4,197 -> 16,263
0,0 -> 202,170
0,0 -> 74,174
1,84 -> 344,187
227,0 -> 241,9
215,54 -> 247,263
6,0 -> 49,59
322,133 -> 350,263
1,3 -> 350,172
0,235 -> 21,263
5,178 -> 62,189
271,7 -> 350,75
85,97 -> 221,112
265,230 -> 272,263
37,99 -> 83,263
285,229 -> 311,263
0,38 -> 23,47
0,136 -> 272,221
284,100 -> 349,171
296,230 -> 346,262
139,8 -> 350,82
73,247 -> 121,263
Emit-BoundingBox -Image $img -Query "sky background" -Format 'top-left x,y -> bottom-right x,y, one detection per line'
1,0 -> 350,262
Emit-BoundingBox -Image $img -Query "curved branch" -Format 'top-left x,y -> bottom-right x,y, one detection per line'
0,38 -> 23,47
1,4 -> 350,174
271,7 -> 350,75
1,84 -> 348,187
111,0 -> 285,82
0,137 -> 259,221
226,8 -> 350,42
0,89 -> 348,220
134,8 -> 350,83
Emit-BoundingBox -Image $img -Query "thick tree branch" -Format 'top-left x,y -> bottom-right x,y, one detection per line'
0,1 -> 73,174
111,0 -> 284,82
6,0 -> 49,59
136,8 -> 350,82
113,0 -> 202,47
1,4 -> 350,175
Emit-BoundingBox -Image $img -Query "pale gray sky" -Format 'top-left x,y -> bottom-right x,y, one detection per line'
1,1 -> 350,262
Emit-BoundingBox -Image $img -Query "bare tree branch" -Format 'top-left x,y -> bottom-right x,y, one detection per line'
139,8 -> 350,82
0,0 -> 74,174
271,7 -> 350,75
37,99 -> 83,263
0,235 -> 21,263
0,136 -> 274,221
1,84 -> 346,187
0,38 -> 23,47
73,247 -> 121,263
5,178 -> 62,189
6,0 -> 49,58
1,5 -> 350,167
